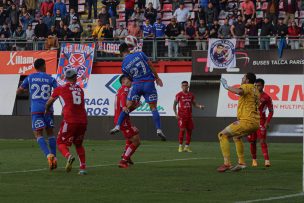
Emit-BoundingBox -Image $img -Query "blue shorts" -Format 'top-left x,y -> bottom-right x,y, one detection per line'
31,113 -> 54,131
127,81 -> 158,103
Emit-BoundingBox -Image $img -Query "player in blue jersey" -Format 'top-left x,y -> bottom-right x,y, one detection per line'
110,42 -> 166,141
16,58 -> 58,170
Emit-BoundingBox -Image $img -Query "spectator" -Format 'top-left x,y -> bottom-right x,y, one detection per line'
283,0 -> 298,25
61,24 -> 72,40
144,2 -> 157,25
0,6 -> 6,27
71,27 -> 81,41
0,23 -> 12,38
43,11 -> 55,29
199,0 -> 209,9
240,0 -> 255,23
98,7 -> 110,26
288,21 -> 300,49
81,24 -> 93,41
69,16 -> 81,35
245,18 -> 259,49
219,0 -> 228,12
153,16 -> 166,38
266,0 -> 280,26
20,12 -> 34,31
173,2 -> 190,31
300,22 -> 304,48
65,8 -> 78,25
45,35 -> 59,49
102,0 -> 120,28
127,20 -> 142,38
41,0 -> 54,16
53,0 -> 67,17
7,3 -> 19,33
185,20 -> 195,40
176,30 -> 188,53
54,9 -> 64,29
131,6 -> 145,27
92,19 -> 105,39
231,16 -> 246,49
165,18 -> 180,58
34,17 -> 48,48
25,23 -> 35,40
205,2 -> 217,29
218,18 -> 231,39
13,25 -> 26,50
25,0 -> 37,16
56,20 -> 65,39
209,19 -> 220,38
125,0 -> 135,25
195,7 -> 206,26
113,22 -> 128,42
171,0 -> 180,13
142,19 -> 154,38
0,34 -> 8,50
48,25 -> 57,36
228,14 -> 237,26
137,0 -> 146,10
103,22 -> 113,39
276,18 -> 288,46
195,19 -> 209,50
259,17 -> 275,50
145,0 -> 160,10
69,0 -> 78,12
87,0 -> 98,20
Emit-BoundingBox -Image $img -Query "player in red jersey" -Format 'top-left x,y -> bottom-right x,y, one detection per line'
45,69 -> 88,175
247,78 -> 274,167
173,81 -> 205,152
114,75 -> 141,168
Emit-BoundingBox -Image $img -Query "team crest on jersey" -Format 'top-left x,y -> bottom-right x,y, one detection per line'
34,120 -> 45,129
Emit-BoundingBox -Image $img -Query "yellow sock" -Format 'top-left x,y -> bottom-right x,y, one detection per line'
218,133 -> 231,166
233,137 -> 245,164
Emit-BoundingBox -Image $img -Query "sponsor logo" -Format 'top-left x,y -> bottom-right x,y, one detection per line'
34,119 -> 45,129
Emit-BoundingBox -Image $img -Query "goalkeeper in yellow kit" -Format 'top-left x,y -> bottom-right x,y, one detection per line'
217,73 -> 260,172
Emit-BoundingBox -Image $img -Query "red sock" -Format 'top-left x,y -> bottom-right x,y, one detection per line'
123,144 -> 138,160
75,145 -> 86,169
125,140 -> 132,151
185,130 -> 192,145
261,142 -> 269,160
250,142 -> 257,159
178,130 -> 184,145
58,144 -> 70,158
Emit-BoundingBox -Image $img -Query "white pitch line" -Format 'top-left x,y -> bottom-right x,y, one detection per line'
0,157 -> 213,174
235,192 -> 304,203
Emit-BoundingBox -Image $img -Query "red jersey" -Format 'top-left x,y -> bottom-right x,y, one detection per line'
114,85 -> 129,125
52,82 -> 87,124
175,91 -> 195,118
259,92 -> 274,123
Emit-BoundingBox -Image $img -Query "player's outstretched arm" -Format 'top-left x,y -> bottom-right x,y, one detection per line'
45,97 -> 57,114
220,78 -> 244,96
16,87 -> 26,95
173,100 -> 178,119
148,61 -> 163,87
192,100 -> 205,109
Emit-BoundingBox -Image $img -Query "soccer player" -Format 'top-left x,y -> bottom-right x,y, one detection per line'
247,78 -> 273,167
16,58 -> 58,170
45,69 -> 88,175
114,75 -> 141,168
110,42 -> 166,141
217,73 -> 260,172
173,81 -> 204,152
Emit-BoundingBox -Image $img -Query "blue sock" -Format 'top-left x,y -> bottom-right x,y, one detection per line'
116,111 -> 128,126
37,137 -> 50,157
152,109 -> 161,129
48,136 -> 56,157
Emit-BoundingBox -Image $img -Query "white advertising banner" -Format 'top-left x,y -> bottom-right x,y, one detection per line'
217,74 -> 304,118
54,73 -> 192,116
0,75 -> 20,115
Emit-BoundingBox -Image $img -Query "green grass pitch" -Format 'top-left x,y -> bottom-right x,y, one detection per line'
0,139 -> 303,203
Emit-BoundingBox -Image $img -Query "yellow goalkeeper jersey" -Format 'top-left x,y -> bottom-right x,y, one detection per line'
237,84 -> 260,123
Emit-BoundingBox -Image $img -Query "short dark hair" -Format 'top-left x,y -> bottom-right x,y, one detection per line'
34,58 -> 46,70
119,74 -> 131,84
181,81 -> 188,85
119,43 -> 129,54
255,78 -> 265,86
246,72 -> 256,84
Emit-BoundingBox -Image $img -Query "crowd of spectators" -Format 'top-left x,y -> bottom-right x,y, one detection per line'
0,0 -> 303,55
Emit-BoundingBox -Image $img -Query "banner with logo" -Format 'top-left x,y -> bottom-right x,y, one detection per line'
53,73 -> 192,116
0,75 -> 20,115
97,40 -> 143,54
56,43 -> 95,88
217,74 -> 304,118
207,39 -> 236,71
0,51 -> 57,75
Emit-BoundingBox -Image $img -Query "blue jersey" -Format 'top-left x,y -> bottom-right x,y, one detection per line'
142,24 -> 153,37
153,22 -> 166,38
122,52 -> 155,82
21,72 -> 58,113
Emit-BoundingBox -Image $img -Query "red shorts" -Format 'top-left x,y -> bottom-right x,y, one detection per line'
247,123 -> 267,142
120,118 -> 139,139
178,117 -> 194,130
57,121 -> 87,146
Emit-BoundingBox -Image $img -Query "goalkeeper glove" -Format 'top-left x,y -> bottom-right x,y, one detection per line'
220,78 -> 229,89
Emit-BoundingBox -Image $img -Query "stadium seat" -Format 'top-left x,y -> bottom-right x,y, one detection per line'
117,13 -> 125,22
300,11 -> 304,18
262,2 -> 268,10
279,11 -> 286,18
78,0 -> 85,3
118,4 -> 125,13
163,4 -> 172,12
162,20 -> 171,26
279,1 -> 283,9
162,12 -> 173,20
79,5 -> 85,12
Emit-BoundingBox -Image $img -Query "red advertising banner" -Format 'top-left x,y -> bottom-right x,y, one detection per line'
0,51 -> 57,75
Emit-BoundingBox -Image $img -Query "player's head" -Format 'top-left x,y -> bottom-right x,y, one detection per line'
255,78 -> 265,93
181,81 -> 189,92
34,58 -> 46,72
119,42 -> 130,57
242,72 -> 256,84
65,68 -> 78,82
119,75 -> 132,87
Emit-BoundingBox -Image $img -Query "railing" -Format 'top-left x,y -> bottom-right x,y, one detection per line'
0,37 -> 303,61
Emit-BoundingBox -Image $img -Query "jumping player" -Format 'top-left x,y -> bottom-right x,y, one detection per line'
16,58 -> 58,170
217,73 -> 260,172
45,69 -> 88,175
114,75 -> 141,168
110,42 -> 166,141
247,78 -> 273,167
173,81 -> 204,152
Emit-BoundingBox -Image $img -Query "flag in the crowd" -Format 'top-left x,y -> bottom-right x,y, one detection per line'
57,43 -> 95,88
278,37 -> 286,59
207,38 -> 236,71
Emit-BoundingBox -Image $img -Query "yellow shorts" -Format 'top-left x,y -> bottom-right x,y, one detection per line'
225,120 -> 259,137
